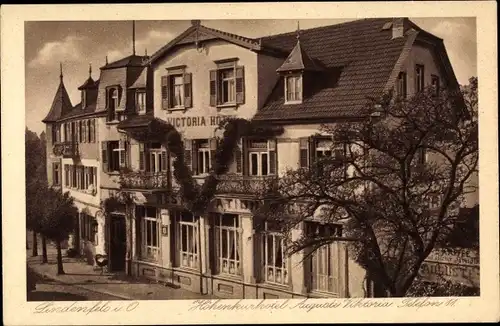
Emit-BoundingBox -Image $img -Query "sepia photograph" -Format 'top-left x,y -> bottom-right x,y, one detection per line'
24,15 -> 479,301
2,2 -> 498,325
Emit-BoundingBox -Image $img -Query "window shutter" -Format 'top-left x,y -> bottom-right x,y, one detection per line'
184,73 -> 192,108
299,137 -> 309,168
235,66 -> 245,104
161,76 -> 169,109
235,139 -> 243,174
191,140 -> 198,175
210,138 -> 217,171
209,70 -> 217,106
268,139 -> 277,175
101,141 -> 108,172
184,139 -> 193,171
308,137 -> 316,166
139,143 -> 145,171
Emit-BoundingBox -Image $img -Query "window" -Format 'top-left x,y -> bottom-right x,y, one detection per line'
71,165 -> 77,188
261,222 -> 288,285
416,147 -> 427,166
109,141 -> 121,172
220,68 -> 236,104
161,70 -> 192,110
172,75 -> 184,107
136,91 -> 146,114
80,213 -> 96,242
247,139 -> 276,176
209,64 -> 244,107
137,206 -> 159,261
315,139 -> 333,159
431,75 -> 440,97
306,222 -> 343,294
174,211 -> 199,269
196,140 -> 211,175
396,72 -> 407,99
52,124 -> 61,143
107,87 -> 123,122
148,142 -> 167,173
285,75 -> 303,103
64,165 -> 70,187
415,64 -> 425,93
52,163 -> 60,186
214,213 -> 241,276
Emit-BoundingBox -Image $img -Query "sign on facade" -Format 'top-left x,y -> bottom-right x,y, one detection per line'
419,248 -> 479,287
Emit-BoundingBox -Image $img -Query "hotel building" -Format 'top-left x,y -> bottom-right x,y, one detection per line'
42,18 -> 468,298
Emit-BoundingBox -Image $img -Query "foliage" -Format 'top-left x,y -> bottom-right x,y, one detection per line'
39,188 -> 78,242
407,277 -> 479,297
438,204 -> 479,249
256,80 -> 479,297
163,117 -> 283,215
26,128 -> 47,234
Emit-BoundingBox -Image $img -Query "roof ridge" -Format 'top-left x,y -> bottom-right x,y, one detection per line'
261,18 -> 389,40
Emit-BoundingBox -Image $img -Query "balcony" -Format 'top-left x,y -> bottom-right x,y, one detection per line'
119,171 -> 170,191
215,174 -> 279,197
52,141 -> 79,158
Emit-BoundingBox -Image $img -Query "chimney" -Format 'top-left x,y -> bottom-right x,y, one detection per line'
392,18 -> 405,39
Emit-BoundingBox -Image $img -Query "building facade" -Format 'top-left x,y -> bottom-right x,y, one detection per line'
42,17 -> 471,298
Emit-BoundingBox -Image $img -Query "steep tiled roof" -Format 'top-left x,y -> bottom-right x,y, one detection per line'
78,77 -> 97,90
129,67 -> 147,89
42,79 -> 73,123
101,54 -> 146,70
276,40 -> 324,73
253,18 -> 418,122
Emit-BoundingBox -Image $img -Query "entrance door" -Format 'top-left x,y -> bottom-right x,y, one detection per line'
110,214 -> 126,272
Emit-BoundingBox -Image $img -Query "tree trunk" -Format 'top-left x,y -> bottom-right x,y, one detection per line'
125,206 -> 132,276
56,241 -> 65,275
31,232 -> 38,257
42,236 -> 48,264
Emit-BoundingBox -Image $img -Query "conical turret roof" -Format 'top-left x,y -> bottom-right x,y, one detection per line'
42,73 -> 73,123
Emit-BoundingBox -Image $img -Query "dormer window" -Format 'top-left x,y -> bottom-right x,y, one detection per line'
81,90 -> 87,109
285,74 -> 303,104
136,91 -> 146,114
106,86 -> 123,122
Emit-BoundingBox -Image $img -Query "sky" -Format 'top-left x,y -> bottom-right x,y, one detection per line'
25,18 -> 477,135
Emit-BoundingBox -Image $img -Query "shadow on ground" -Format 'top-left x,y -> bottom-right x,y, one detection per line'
27,291 -> 87,301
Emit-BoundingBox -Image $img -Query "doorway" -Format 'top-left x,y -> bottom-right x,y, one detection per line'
109,214 -> 126,272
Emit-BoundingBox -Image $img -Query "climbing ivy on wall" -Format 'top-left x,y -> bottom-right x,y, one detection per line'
103,117 -> 283,216
165,117 -> 283,215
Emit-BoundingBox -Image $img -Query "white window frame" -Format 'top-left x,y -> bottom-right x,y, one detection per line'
147,144 -> 166,173
315,139 -> 333,159
285,74 -> 303,104
307,222 -> 342,295
196,140 -> 211,175
397,71 -> 407,99
220,68 -> 236,104
112,146 -> 126,169
136,91 -> 146,114
140,206 -> 160,261
249,151 -> 269,176
174,211 -> 199,270
261,223 -> 288,285
214,214 -> 241,276
171,74 -> 184,108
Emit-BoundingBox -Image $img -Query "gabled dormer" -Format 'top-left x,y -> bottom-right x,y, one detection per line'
78,64 -> 98,109
276,30 -> 324,105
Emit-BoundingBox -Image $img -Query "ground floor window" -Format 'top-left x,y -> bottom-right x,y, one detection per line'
173,210 -> 199,269
261,222 -> 288,285
214,213 -> 241,276
80,213 -> 96,242
136,206 -> 159,261
305,222 -> 343,294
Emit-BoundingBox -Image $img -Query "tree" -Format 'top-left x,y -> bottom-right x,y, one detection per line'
39,188 -> 78,274
257,78 -> 478,297
25,128 -> 47,259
